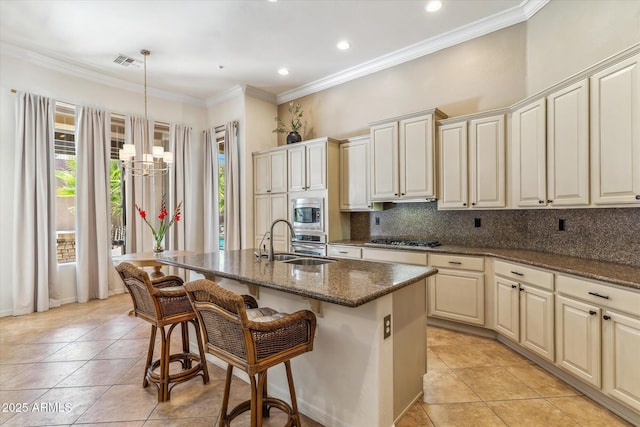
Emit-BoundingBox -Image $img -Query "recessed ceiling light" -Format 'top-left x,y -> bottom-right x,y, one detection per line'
278,67 -> 290,76
337,40 -> 351,50
267,0 -> 278,2
425,0 -> 442,12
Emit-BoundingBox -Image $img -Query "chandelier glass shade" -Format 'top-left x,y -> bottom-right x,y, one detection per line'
119,49 -> 172,177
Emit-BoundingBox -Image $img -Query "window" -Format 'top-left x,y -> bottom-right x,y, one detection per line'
110,115 -> 125,255
217,128 -> 225,250
54,103 -> 76,263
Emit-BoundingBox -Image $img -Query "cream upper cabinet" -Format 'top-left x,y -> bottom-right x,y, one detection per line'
439,114 -> 505,210
511,98 -> 547,207
399,114 -> 436,199
254,193 -> 288,252
254,150 -> 287,194
438,122 -> 468,209
370,110 -> 444,202
339,136 -> 373,211
288,140 -> 327,192
547,79 -> 590,206
469,115 -> 505,208
370,121 -> 399,200
590,53 -> 640,206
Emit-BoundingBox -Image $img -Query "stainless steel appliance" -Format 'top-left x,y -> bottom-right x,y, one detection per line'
290,233 -> 327,256
291,197 -> 324,233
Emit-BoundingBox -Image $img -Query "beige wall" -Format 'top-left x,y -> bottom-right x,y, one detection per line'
526,0 -> 640,95
279,1 -> 640,139
278,23 -> 527,142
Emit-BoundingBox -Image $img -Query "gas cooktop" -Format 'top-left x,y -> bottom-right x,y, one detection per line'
368,239 -> 442,248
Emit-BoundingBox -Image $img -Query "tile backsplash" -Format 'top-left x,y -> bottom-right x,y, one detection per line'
350,203 -> 640,267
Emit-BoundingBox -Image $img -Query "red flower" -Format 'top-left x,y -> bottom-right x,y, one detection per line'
137,206 -> 147,219
175,214 -> 181,222
158,208 -> 167,220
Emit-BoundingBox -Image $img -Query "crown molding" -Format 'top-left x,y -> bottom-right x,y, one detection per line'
276,0 -> 550,104
205,85 -> 244,108
243,85 -> 277,104
1,42 -> 206,107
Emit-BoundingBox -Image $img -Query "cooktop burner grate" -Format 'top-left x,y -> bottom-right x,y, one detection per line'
369,239 -> 441,248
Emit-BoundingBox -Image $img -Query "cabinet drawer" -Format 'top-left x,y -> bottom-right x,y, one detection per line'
430,254 -> 484,271
362,248 -> 428,265
327,245 -> 362,259
557,274 -> 640,316
495,260 -> 554,291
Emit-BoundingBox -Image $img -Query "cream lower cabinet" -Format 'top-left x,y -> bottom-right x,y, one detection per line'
428,254 -> 485,326
254,193 -> 288,253
556,273 -> 640,413
494,260 -> 555,362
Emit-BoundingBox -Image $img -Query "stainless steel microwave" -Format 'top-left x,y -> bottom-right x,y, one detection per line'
291,197 -> 324,233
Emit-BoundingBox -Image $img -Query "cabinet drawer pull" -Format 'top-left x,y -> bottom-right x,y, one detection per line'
510,271 -> 524,276
338,251 -> 348,254
603,315 -> 611,320
588,291 -> 610,300
448,261 -> 462,265
589,310 -> 597,316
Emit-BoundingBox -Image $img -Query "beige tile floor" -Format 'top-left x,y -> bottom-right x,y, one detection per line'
0,293 -> 633,426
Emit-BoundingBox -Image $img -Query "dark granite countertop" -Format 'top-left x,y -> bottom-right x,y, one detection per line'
330,240 -> 640,291
158,249 -> 437,307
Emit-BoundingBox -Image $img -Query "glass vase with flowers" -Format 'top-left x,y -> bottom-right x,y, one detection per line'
135,200 -> 182,254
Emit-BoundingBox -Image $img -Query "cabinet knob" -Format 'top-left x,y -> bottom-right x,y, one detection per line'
394,193 -> 398,196
471,202 -> 476,206
589,310 -> 597,316
636,194 -> 640,200
267,189 -> 271,193
511,284 -> 518,289
519,287 -> 525,292
462,203 -> 467,207
603,315 -> 611,320
401,193 -> 405,196
547,200 -> 553,203
538,200 -> 544,204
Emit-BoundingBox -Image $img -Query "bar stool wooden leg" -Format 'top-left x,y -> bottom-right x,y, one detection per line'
220,365 -> 234,427
285,361 -> 301,427
193,320 -> 210,383
144,325 -> 157,387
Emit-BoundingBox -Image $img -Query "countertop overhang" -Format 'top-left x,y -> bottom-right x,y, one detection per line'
158,249 -> 437,307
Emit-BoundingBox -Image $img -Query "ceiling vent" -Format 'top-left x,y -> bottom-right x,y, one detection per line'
113,54 -> 139,67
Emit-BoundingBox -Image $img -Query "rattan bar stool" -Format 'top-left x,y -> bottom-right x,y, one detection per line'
116,262 -> 209,402
184,279 -> 317,427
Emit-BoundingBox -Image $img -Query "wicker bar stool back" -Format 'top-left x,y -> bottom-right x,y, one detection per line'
115,262 -> 209,402
185,279 -> 317,427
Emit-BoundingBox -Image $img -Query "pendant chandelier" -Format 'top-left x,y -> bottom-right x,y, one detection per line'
119,49 -> 173,176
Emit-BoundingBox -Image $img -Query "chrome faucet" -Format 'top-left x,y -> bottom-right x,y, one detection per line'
268,219 -> 295,261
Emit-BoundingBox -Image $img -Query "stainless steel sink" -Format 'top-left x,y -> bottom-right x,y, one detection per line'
271,253 -> 299,261
282,257 -> 336,266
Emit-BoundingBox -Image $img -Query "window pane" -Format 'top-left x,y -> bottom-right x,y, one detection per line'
218,139 -> 225,250
54,104 -> 76,263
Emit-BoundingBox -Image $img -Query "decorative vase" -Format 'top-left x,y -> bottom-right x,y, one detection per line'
153,238 -> 164,255
286,131 -> 302,144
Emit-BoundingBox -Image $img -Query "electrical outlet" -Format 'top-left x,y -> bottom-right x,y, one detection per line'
383,314 -> 391,339
375,216 -> 380,225
559,219 -> 565,231
474,218 -> 481,228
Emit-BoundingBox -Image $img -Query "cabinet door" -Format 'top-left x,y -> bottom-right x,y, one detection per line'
555,295 -> 601,387
340,139 -> 371,211
520,285 -> 554,362
400,114 -> 436,199
438,122 -> 468,209
547,80 -> 590,206
469,114 -> 505,208
602,310 -> 640,412
428,269 -> 484,326
495,276 -> 520,342
370,122 -> 399,200
269,193 -> 289,241
254,194 -> 271,240
270,150 -> 288,193
288,145 -> 306,192
512,98 -> 547,207
591,54 -> 640,205
254,153 -> 271,194
306,142 -> 327,191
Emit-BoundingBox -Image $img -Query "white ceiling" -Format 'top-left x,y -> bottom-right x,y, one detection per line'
0,0 -> 547,106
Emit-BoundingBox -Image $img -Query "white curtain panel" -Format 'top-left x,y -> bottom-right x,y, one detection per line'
124,116 -> 154,253
224,122 -> 241,250
12,92 -> 59,315
203,128 -> 219,252
75,106 -> 113,302
168,123 -> 191,251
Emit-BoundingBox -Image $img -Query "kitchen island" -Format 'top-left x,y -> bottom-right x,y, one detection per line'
160,249 -> 437,427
